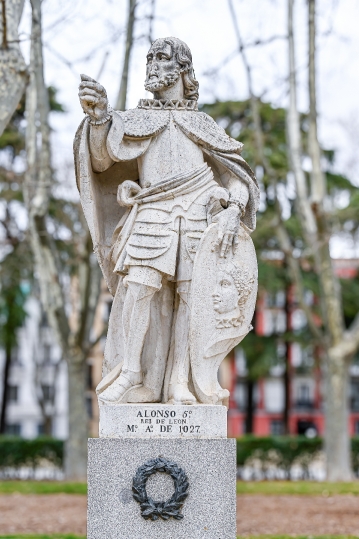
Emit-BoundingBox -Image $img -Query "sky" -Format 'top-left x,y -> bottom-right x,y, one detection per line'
17,0 -> 359,255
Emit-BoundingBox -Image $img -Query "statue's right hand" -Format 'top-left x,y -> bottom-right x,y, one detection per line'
78,74 -> 109,122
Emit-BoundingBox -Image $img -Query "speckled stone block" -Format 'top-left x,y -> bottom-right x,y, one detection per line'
88,438 -> 236,539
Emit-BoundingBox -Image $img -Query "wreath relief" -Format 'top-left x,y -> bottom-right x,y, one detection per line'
132,457 -> 189,521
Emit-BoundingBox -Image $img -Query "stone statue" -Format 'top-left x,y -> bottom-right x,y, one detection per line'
74,37 -> 259,407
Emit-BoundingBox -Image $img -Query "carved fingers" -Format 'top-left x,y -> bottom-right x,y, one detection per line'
78,74 -> 108,121
214,206 -> 240,258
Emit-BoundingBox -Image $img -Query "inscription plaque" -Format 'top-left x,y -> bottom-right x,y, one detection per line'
99,404 -> 227,439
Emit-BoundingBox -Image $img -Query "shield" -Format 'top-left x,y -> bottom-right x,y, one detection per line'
190,223 -> 258,406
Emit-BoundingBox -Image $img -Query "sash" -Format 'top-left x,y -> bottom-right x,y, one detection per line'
108,163 -> 213,272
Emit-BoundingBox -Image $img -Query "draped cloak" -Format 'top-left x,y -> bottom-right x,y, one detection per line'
74,105 -> 260,404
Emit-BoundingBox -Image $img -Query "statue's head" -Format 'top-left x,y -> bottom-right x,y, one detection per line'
144,37 -> 199,101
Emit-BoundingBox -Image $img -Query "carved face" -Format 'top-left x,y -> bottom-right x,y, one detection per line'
145,41 -> 181,94
212,270 -> 240,315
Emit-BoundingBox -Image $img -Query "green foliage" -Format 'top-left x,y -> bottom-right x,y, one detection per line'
239,333 -> 278,380
0,480 -> 86,495
0,437 -> 63,471
236,436 -> 359,479
341,274 -> 359,328
236,435 -> 321,479
0,244 -> 31,353
237,481 -> 359,496
201,100 -> 289,185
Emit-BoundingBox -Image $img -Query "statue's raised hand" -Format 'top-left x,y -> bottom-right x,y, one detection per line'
78,74 -> 109,122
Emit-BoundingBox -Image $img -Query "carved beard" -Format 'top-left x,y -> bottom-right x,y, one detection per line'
144,69 -> 181,93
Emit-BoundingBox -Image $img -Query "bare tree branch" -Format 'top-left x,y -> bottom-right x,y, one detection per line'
116,0 -> 137,111
0,0 -> 27,136
148,0 -> 155,44
1,0 -> 7,48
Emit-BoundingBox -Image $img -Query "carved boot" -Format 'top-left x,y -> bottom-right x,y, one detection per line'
98,369 -> 142,404
167,383 -> 197,405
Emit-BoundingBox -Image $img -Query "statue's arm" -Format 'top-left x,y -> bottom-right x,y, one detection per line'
78,74 -> 117,173
89,122 -> 114,172
226,175 -> 249,214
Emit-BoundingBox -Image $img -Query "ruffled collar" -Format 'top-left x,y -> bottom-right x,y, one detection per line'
137,98 -> 198,111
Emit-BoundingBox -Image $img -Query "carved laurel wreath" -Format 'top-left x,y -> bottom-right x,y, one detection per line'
132,457 -> 189,521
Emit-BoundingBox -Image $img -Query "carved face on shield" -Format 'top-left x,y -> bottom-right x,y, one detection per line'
212,269 -> 240,316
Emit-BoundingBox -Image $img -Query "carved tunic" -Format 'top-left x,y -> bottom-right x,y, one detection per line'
99,106 -> 256,281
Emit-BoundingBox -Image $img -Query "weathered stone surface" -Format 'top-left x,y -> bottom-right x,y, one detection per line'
99,404 -> 227,439
75,36 -> 259,407
88,438 -> 236,539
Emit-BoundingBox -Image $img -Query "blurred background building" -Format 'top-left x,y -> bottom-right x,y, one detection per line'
2,258 -> 358,440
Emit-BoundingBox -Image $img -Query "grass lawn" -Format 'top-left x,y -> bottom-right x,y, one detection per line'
237,480 -> 359,496
0,536 -> 86,539
0,482 -> 87,495
1,480 -> 359,496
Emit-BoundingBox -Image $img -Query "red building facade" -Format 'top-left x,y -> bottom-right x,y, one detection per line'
227,259 -> 359,438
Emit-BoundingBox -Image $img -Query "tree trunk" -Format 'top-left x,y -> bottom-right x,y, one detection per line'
44,414 -> 52,436
324,350 -> 352,481
64,351 -> 88,480
245,379 -> 255,434
283,348 -> 291,435
0,345 -> 11,434
306,0 -> 351,480
116,0 -> 137,111
283,285 -> 292,434
287,0 -> 352,479
0,0 -> 27,136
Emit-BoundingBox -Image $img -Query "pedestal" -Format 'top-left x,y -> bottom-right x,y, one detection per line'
88,405 -> 237,539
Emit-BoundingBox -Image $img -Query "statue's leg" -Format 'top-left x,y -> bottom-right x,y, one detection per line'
167,280 -> 197,404
98,265 -> 162,404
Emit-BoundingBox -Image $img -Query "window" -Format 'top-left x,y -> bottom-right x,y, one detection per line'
12,348 -> 22,366
38,423 -> 45,436
87,364 -> 93,390
351,381 -> 359,412
8,386 -> 18,402
270,419 -> 284,435
40,312 -> 49,327
42,344 -> 52,365
355,421 -> 359,435
299,384 -> 310,403
41,385 -> 54,402
86,396 -> 93,419
5,423 -> 21,436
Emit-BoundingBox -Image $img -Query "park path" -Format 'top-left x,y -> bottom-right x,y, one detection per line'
1,493 -> 359,535
237,494 -> 359,535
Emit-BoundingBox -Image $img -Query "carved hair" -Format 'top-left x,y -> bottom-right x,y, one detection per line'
224,263 -> 255,306
151,37 -> 199,101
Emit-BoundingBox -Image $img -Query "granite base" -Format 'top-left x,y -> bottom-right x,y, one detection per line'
88,437 -> 236,539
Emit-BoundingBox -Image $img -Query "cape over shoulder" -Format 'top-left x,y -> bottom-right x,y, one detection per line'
118,108 -> 170,138
117,107 -> 244,154
172,110 -> 243,154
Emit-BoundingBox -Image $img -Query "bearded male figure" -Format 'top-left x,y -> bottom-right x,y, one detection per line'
74,37 -> 259,407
